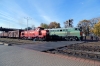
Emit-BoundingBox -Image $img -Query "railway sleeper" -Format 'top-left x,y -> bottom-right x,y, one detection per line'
96,50 -> 100,52
56,49 -> 63,53
67,52 -> 73,55
96,55 -> 100,59
61,50 -> 71,54
88,54 -> 95,58
78,53 -> 88,58
74,52 -> 81,56
46,51 -> 52,53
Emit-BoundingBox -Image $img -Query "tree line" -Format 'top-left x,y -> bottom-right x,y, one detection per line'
40,22 -> 61,29
77,17 -> 100,36
24,21 -> 61,30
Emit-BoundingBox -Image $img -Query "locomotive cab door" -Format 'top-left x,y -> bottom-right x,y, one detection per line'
67,31 -> 70,36
65,30 -> 70,40
35,27 -> 42,35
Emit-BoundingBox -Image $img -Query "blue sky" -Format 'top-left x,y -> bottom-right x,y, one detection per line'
0,0 -> 100,29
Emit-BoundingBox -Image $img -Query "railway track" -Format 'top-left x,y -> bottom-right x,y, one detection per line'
0,38 -> 44,45
43,44 -> 100,61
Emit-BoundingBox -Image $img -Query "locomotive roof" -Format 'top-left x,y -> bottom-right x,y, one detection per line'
45,27 -> 79,30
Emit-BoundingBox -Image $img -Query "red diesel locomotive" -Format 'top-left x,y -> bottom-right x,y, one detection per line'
21,27 -> 50,40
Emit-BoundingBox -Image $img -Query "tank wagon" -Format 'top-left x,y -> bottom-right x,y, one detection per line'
45,27 -> 82,41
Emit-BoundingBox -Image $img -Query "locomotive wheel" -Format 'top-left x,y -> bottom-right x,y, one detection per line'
72,38 -> 75,41
39,38 -> 41,41
42,37 -> 46,41
69,38 -> 72,41
65,37 -> 69,41
24,37 -> 27,40
36,37 -> 39,41
38,37 -> 44,41
75,37 -> 79,41
21,37 -> 24,40
33,37 -> 39,41
70,39 -> 73,41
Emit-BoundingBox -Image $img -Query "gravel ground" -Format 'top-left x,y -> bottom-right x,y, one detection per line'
0,45 -> 100,66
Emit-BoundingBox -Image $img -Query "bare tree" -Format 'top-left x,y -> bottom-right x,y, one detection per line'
90,18 -> 99,28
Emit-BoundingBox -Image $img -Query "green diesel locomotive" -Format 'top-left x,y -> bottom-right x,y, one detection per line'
46,27 -> 82,41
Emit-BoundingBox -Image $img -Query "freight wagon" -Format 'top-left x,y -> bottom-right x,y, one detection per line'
0,31 -> 8,38
8,30 -> 23,38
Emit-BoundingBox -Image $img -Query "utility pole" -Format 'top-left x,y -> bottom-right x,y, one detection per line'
24,17 -> 32,38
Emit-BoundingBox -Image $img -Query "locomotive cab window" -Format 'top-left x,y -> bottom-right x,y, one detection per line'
60,30 -> 62,32
57,30 -> 59,32
75,28 -> 78,30
63,29 -> 65,31
22,33 -> 24,35
55,30 -> 57,31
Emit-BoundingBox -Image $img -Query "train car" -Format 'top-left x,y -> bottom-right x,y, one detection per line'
20,27 -> 50,41
0,33 -> 1,37
0,32 -> 4,38
8,30 -> 23,38
46,27 -> 82,41
0,31 -> 8,38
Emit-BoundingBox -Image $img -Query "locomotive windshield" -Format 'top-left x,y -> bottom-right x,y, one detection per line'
40,28 -> 44,30
75,28 -> 79,30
